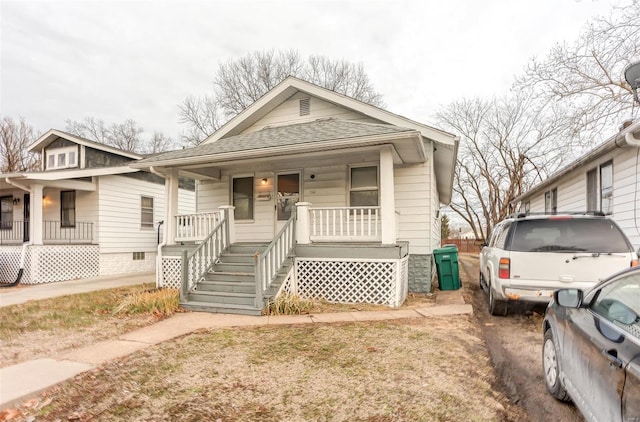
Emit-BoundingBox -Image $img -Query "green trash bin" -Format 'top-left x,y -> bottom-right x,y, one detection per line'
433,245 -> 460,290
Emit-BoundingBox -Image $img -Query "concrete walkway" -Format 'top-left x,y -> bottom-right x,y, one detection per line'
0,272 -> 155,308
0,288 -> 471,410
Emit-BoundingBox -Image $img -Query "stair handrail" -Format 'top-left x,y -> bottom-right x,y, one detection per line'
181,215 -> 229,301
255,214 -> 296,308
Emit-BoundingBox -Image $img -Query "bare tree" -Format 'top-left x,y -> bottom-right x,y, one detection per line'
178,49 -> 384,145
65,117 -> 172,154
108,119 -> 143,152
438,94 -> 573,240
0,116 -> 39,173
147,131 -> 175,154
65,116 -> 110,144
515,0 -> 640,143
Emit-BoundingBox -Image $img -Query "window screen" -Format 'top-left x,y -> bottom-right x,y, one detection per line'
141,196 -> 154,228
350,166 -> 378,207
61,191 -> 76,228
233,177 -> 254,220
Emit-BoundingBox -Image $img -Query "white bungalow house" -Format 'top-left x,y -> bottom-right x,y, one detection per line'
132,77 -> 459,315
0,130 -> 195,285
513,119 -> 640,248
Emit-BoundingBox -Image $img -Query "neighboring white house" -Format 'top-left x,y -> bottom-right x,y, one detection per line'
133,76 -> 459,314
0,130 -> 195,284
513,119 -> 640,248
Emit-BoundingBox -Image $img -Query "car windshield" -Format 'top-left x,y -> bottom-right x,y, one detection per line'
509,219 -> 631,253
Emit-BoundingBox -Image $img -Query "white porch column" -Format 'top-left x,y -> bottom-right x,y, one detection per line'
31,184 -> 43,245
165,168 -> 179,245
219,205 -> 236,244
295,202 -> 311,245
380,146 -> 396,245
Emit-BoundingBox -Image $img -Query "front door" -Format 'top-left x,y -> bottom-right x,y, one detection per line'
23,193 -> 30,242
275,172 -> 300,233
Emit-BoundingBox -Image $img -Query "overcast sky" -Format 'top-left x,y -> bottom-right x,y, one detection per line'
0,0 -> 623,143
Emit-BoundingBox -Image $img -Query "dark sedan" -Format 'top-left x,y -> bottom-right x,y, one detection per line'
542,267 -> 640,422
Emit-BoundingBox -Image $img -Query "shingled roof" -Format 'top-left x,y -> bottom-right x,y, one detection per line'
137,119 -> 416,165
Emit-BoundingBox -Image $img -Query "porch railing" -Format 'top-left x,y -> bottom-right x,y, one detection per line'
181,213 -> 229,300
309,206 -> 381,242
0,220 -> 93,244
175,212 -> 222,242
0,221 -> 25,245
255,215 -> 296,308
43,221 -> 94,244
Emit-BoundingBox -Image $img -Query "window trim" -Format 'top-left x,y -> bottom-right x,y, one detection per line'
232,175 -> 255,221
141,196 -> 154,229
348,164 -> 379,207
46,147 -> 78,170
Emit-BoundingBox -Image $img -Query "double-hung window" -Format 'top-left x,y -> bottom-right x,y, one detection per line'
233,176 -> 254,220
544,188 -> 557,214
0,196 -> 12,230
349,166 -> 379,207
586,161 -> 614,215
141,196 -> 154,228
600,161 -> 613,215
61,191 -> 76,227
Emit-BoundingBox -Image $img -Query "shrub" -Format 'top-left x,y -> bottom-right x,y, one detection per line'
113,288 -> 180,317
265,293 -> 314,315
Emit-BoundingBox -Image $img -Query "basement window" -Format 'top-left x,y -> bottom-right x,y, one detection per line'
133,252 -> 145,260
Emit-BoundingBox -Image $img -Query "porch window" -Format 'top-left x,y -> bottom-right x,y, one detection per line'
0,196 -> 12,230
141,196 -> 154,228
233,176 -> 254,220
600,161 -> 613,215
349,166 -> 378,206
61,190 -> 76,227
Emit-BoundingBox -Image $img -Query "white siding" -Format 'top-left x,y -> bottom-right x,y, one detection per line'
522,147 -> 640,248
243,92 -> 379,133
394,160 -> 432,255
97,175 -> 166,253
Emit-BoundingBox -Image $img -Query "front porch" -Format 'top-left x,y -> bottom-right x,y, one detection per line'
159,204 -> 409,315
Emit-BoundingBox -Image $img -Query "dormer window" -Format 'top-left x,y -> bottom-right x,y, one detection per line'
46,147 -> 78,170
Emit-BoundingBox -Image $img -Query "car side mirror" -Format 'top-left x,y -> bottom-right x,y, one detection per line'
555,289 -> 583,308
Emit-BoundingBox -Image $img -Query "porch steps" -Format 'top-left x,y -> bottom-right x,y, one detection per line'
181,242 -> 270,316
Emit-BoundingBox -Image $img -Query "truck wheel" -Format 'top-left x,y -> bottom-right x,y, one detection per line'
489,286 -> 508,316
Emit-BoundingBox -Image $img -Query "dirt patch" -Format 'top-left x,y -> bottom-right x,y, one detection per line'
459,255 -> 583,422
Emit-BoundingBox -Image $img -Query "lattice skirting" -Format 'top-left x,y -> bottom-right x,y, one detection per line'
0,245 -> 99,284
160,256 -> 182,289
288,257 -> 409,307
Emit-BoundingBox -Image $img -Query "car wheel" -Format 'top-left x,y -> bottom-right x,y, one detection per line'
479,271 -> 489,293
542,330 -> 571,402
488,285 -> 508,316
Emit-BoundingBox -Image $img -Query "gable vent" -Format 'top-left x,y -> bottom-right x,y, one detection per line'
299,98 -> 310,116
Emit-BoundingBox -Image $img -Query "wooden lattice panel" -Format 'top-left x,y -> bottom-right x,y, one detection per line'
29,245 -> 99,284
295,258 -> 400,306
160,257 -> 182,289
0,246 -> 22,283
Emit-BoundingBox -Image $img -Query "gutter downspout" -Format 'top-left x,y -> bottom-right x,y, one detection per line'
149,166 -> 167,288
